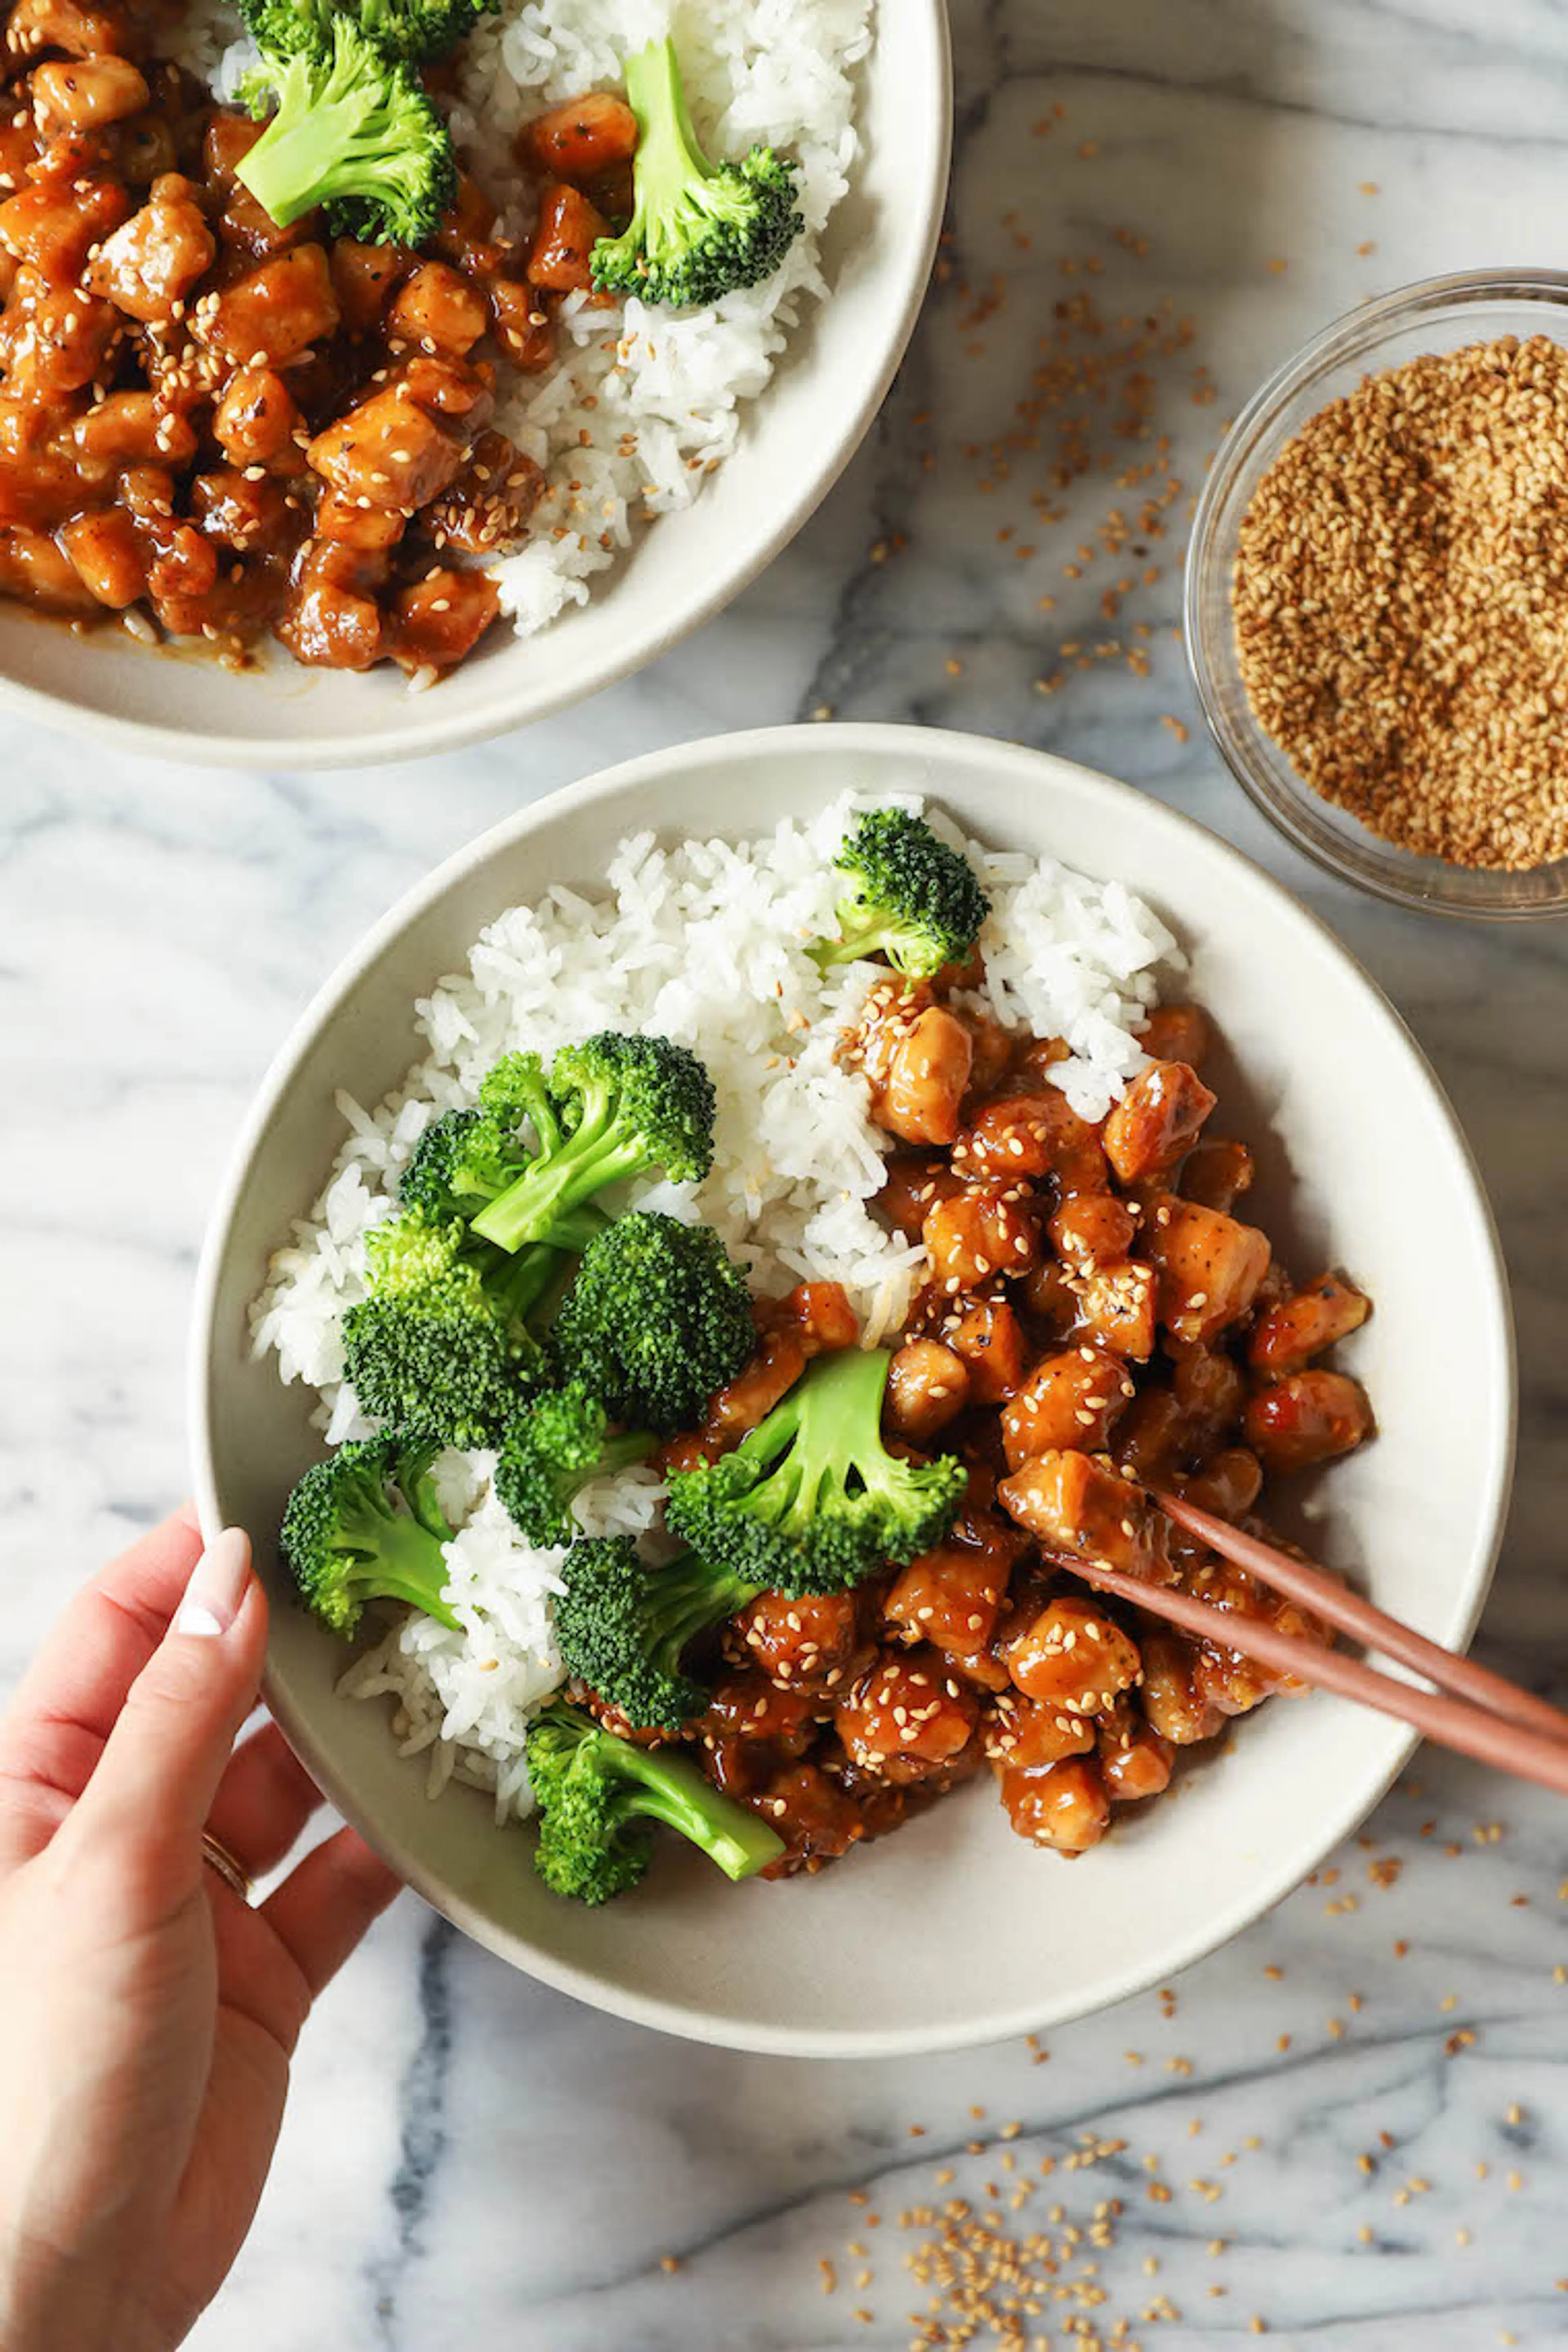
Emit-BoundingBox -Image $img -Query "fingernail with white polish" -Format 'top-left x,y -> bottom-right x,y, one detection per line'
176,1527 -> 252,1639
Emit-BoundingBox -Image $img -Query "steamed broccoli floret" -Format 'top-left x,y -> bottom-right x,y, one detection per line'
281,1432 -> 459,1638
470,1033 -> 716,1256
812,808 -> 991,980
525,1699 -> 784,1904
341,1210 -> 552,1448
494,1385 -> 656,1549
238,0 -> 488,65
399,1107 -> 528,1225
552,1535 -> 762,1731
590,35 -> 802,308
664,1344 -> 968,1597
550,1209 -> 753,1435
236,16 -> 456,243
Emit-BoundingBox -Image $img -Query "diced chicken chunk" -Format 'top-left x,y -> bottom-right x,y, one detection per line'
388,259 -> 488,355
1243,1370 -> 1374,1475
199,243 -> 338,368
999,1755 -> 1110,1852
1001,1345 -> 1135,1470
1142,1194 -> 1271,1344
86,181 -> 215,323
924,1181 -> 1037,1292
1248,1272 -> 1371,1380
998,1449 -> 1177,1585
1104,1059 -> 1217,1184
884,1339 -> 970,1448
518,90 -> 639,183
526,178 -> 609,290
1007,1595 -> 1142,1715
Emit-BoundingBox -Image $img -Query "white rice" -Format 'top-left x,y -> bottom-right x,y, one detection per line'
168,0 -> 871,643
251,793 -> 1181,1820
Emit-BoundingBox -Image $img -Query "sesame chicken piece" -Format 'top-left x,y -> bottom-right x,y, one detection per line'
1006,1595 -> 1141,1715
884,1533 -> 1014,1660
874,1151 -> 962,1240
958,1089 -> 1108,1194
314,490 -> 405,551
328,236 -> 413,333
1243,1370 -> 1374,1474
1169,1341 -> 1247,1454
388,259 -> 489,356
58,502 -> 144,605
745,1762 -> 864,1876
1139,1628 -> 1225,1746
1049,1191 -> 1137,1269
198,243 -> 339,369
7,0 -> 143,61
0,521 -> 94,606
0,272 -> 117,394
947,1297 -> 1027,1404
1114,1388 -> 1186,1484
385,567 -> 500,676
885,1338 -> 971,1448
699,1673 -> 819,1761
307,379 -> 471,515
1142,1193 -> 1272,1344
1248,1271 -> 1371,1380
1074,1259 -> 1158,1362
1104,1059 -> 1217,1185
86,180 -> 215,324
998,1755 -> 1110,1853
273,539 -> 385,670
836,1646 -> 979,1782
189,467 -> 300,557
1179,1136 -> 1254,1214
1096,1697 -> 1174,1802
998,1449 -> 1178,1586
143,519 -> 220,634
871,1003 -> 975,1147
212,366 -> 303,469
0,174 -> 127,278
732,1590 -> 866,1693
983,1691 -> 1095,1770
1001,1343 -> 1134,1469
1185,1552 -> 1331,1717
526,178 -> 610,291
518,90 -> 640,183
957,1009 -> 1012,1098
30,53 -> 147,133
1174,1445 -> 1263,1523
424,430 -> 544,557
72,390 -> 194,464
1137,1004 -> 1210,1067
924,1180 -> 1037,1293
486,273 -> 556,370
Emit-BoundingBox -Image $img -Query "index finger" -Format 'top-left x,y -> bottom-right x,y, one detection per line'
0,1504 -> 205,1867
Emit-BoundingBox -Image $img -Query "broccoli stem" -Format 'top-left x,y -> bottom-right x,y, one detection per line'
654,1552 -> 762,1666
472,1119 -> 648,1254
624,34 -> 711,210
605,1739 -> 784,1882
345,1496 -> 459,1628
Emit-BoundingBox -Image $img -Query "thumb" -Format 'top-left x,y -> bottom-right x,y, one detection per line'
62,1528 -> 269,1901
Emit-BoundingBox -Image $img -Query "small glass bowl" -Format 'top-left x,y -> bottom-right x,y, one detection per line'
1185,269 -> 1568,920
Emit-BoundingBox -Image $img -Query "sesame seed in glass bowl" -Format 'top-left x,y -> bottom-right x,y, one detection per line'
1185,269 -> 1568,920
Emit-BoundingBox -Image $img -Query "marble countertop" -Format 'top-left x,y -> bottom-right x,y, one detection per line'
6,0 -> 1568,2343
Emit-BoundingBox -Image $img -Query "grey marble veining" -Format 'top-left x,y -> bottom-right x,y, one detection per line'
5,0 -> 1568,2344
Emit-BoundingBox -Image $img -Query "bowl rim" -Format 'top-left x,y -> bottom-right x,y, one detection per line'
0,4 -> 953,771
188,720 -> 1518,2056
1185,265 -> 1568,921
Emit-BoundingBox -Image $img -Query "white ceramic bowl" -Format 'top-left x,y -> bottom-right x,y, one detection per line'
190,724 -> 1515,2056
0,13 -> 949,770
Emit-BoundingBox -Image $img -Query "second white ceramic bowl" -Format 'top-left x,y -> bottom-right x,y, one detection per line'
0,8 -> 950,768
190,723 -> 1515,2055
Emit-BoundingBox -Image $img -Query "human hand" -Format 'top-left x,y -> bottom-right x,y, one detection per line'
0,1507 -> 402,2352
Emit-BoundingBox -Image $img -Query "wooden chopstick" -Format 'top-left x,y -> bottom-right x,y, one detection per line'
1154,1488 -> 1568,1746
1066,1556 -> 1568,1798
